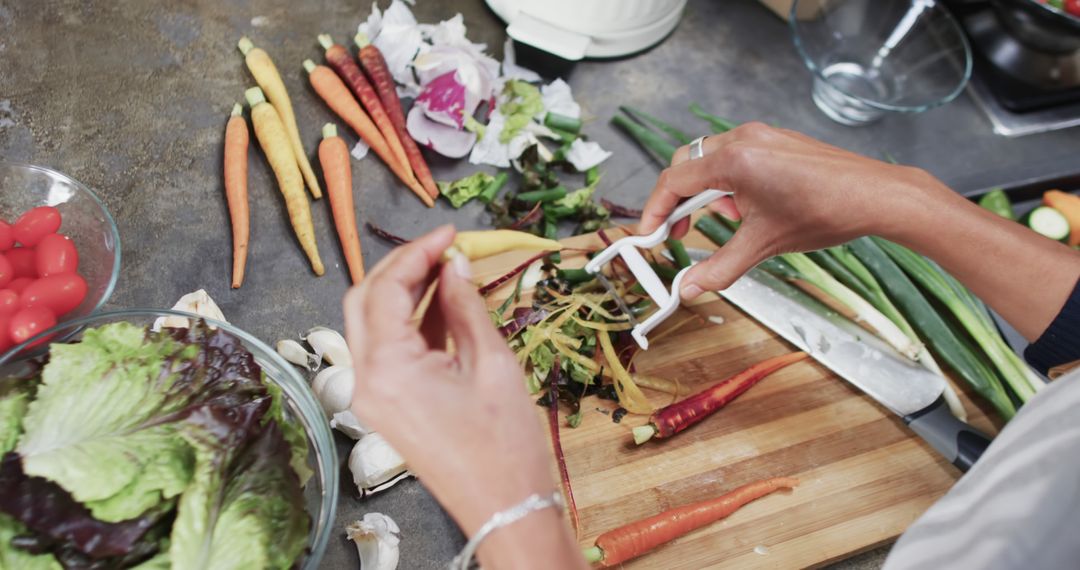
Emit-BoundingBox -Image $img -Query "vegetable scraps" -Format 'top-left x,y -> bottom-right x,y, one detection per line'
0,321 -> 311,568
245,87 -> 325,275
582,477 -> 799,567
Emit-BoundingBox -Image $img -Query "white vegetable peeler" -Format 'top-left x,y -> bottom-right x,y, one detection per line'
584,188 -> 730,350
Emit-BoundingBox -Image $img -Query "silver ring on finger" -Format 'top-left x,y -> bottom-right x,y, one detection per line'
689,135 -> 708,161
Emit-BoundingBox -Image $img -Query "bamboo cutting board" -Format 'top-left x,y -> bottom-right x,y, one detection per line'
472,227 -> 1000,569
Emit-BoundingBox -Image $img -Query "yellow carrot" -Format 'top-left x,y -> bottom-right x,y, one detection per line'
245,87 -> 324,275
450,230 -> 563,260
238,36 -> 321,200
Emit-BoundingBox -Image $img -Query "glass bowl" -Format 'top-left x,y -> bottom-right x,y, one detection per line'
0,161 -> 121,320
790,0 -> 973,125
0,309 -> 339,569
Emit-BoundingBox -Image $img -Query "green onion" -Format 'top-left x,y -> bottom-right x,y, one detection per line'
611,114 -> 676,165
848,238 -> 1015,419
666,239 -> 691,269
873,238 -> 1043,403
689,102 -> 738,133
650,263 -> 680,282
544,219 -> 561,264
478,171 -> 509,204
619,105 -> 694,145
557,268 -> 594,284
544,112 -> 582,134
517,185 -> 567,203
585,166 -> 600,186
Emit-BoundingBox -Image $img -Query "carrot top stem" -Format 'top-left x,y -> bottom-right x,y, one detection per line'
231,102 -> 243,117
317,33 -> 334,51
354,32 -> 371,48
244,86 -> 266,106
237,36 -> 254,55
632,425 -> 657,445
302,59 -> 317,74
322,123 -> 338,139
583,546 -> 604,564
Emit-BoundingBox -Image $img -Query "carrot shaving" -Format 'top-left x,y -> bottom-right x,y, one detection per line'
597,331 -> 653,414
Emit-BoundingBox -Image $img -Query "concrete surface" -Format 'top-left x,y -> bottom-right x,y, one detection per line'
2,0 -> 1079,567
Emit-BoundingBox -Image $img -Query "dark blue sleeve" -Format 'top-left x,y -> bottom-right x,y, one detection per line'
1024,277 -> 1080,375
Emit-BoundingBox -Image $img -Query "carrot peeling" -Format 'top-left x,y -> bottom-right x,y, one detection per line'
245,87 -> 324,276
238,37 -> 321,199
633,351 -> 808,444
355,33 -> 439,199
224,103 -> 250,288
302,60 -> 433,208
583,477 -> 799,566
319,123 -> 365,284
546,360 -> 581,538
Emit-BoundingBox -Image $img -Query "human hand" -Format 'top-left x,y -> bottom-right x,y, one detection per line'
639,123 -> 954,298
342,225 -> 558,537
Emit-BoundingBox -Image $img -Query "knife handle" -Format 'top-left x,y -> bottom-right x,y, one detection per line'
903,397 -> 992,472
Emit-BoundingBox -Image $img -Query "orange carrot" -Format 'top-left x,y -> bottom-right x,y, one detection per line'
355,33 -> 439,200
319,123 -> 365,284
633,352 -> 809,444
303,60 -> 433,207
224,103 -> 250,288
317,35 -> 414,183
584,477 -> 799,567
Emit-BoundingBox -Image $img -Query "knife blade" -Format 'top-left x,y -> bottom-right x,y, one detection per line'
680,247 -> 991,471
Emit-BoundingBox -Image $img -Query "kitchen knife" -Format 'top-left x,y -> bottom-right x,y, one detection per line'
681,247 -> 992,472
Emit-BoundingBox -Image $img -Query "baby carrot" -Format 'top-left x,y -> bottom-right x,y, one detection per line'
633,351 -> 809,444
583,477 -> 799,566
319,123 -> 365,284
245,87 -> 324,276
355,33 -> 439,200
238,36 -> 322,200
302,60 -> 433,207
224,103 -> 250,288
317,35 -> 414,185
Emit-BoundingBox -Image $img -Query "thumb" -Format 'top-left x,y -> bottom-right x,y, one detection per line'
680,222 -> 766,299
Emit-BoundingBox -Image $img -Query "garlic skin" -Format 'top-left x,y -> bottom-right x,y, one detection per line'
311,365 -> 355,417
330,410 -> 370,440
276,339 -> 319,371
304,326 -> 352,367
152,289 -> 228,330
346,513 -> 401,570
349,433 -> 408,493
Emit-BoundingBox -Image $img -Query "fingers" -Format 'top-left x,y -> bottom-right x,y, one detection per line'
708,195 -> 741,221
344,225 -> 456,352
437,251 -> 506,368
680,222 -> 767,298
419,287 -> 448,351
640,155 -> 731,234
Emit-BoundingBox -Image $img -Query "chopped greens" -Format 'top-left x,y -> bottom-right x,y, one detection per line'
438,172 -> 496,208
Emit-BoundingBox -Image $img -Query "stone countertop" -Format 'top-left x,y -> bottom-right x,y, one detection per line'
2,0 -> 1077,567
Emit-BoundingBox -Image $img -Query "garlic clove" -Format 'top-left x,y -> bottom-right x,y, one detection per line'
346,513 -> 401,570
152,289 -> 228,331
276,339 -> 319,371
304,326 -> 352,367
330,410 -> 370,440
349,433 -> 408,493
312,365 -> 354,417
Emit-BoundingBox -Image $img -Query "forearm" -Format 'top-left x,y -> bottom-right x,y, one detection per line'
475,508 -> 587,569
882,172 -> 1080,341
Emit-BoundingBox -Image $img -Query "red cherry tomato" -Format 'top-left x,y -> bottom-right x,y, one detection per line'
14,206 -> 61,247
0,221 -> 13,251
6,278 -> 34,295
6,248 -> 37,278
0,254 -> 11,288
0,315 -> 12,354
0,290 -> 17,315
9,306 -> 56,347
35,234 -> 79,277
20,274 -> 87,317
1066,0 -> 1080,16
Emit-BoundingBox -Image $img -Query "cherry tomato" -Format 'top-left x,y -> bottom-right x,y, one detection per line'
0,254 -> 11,288
6,278 -> 34,295
14,206 -> 61,247
9,306 -> 56,347
6,247 -> 37,278
0,221 -> 13,251
20,274 -> 87,317
0,290 -> 16,315
0,315 -> 12,354
35,234 -> 79,277
1066,0 -> 1080,16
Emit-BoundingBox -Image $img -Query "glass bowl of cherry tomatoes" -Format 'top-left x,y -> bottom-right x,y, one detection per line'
0,162 -> 121,352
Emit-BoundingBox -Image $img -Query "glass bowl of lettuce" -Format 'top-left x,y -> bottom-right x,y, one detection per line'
0,309 -> 339,570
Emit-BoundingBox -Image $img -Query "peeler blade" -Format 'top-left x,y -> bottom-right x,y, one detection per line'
595,272 -> 641,327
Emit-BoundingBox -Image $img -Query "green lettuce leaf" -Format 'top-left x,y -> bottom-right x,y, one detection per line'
438,172 -> 495,209
264,380 -> 312,486
0,378 -> 35,455
0,514 -> 61,570
500,80 -> 543,143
